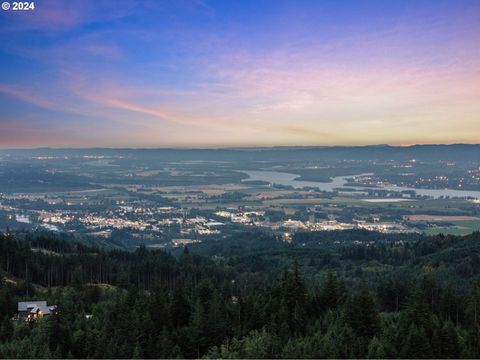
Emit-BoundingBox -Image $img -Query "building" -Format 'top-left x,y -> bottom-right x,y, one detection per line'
17,301 -> 57,320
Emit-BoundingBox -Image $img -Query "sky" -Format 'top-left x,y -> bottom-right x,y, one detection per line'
0,0 -> 479,148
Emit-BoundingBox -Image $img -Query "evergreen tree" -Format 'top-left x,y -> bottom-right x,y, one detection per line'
0,317 -> 13,342
320,271 -> 342,312
438,321 -> 460,358
400,324 -> 433,359
345,287 -> 380,339
367,336 -> 387,359
189,299 -> 207,358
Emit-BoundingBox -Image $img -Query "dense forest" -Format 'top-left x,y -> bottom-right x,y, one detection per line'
1,231 -> 480,358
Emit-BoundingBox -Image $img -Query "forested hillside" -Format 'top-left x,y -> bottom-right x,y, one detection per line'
1,232 -> 480,358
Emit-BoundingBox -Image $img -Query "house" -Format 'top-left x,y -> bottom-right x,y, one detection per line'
17,301 -> 57,320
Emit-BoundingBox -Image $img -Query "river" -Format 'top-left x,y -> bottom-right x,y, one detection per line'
241,170 -> 480,199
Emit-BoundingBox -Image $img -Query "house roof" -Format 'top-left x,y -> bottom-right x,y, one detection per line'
18,301 -> 55,315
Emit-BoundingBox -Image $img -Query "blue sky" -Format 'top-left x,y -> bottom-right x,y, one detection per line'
0,0 -> 479,147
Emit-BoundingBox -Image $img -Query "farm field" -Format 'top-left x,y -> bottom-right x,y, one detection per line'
423,220 -> 480,235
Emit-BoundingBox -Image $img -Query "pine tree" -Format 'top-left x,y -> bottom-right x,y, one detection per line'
172,287 -> 191,328
189,299 -> 207,358
207,290 -> 228,346
132,343 -> 143,359
158,327 -> 175,358
466,283 -> 480,358
400,324 -> 433,359
321,271 -> 341,311
405,286 -> 433,330
0,317 -> 13,342
242,329 -> 277,359
367,337 -> 387,359
345,287 -> 380,339
52,344 -> 63,359
438,321 -> 460,358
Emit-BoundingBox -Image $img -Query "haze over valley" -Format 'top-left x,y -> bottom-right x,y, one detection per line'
1,1 -> 480,358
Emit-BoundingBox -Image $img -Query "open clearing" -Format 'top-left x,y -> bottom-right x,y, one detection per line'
408,215 -> 480,221
424,220 -> 480,236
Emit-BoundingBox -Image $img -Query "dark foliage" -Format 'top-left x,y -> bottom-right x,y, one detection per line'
1,232 -> 480,358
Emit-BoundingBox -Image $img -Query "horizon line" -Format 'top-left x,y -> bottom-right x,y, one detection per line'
1,142 -> 480,151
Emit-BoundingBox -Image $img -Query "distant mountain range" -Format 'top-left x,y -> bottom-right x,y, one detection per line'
1,144 -> 479,163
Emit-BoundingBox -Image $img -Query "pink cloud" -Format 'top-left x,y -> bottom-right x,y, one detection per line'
0,83 -> 56,108
2,1 -> 479,148
1,0 -> 140,33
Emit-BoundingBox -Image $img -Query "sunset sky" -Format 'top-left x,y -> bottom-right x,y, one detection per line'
0,0 -> 479,148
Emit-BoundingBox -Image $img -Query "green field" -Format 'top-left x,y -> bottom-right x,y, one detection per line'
424,220 -> 480,235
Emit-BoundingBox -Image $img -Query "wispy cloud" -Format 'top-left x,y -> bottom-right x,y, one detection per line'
0,0 -> 143,33
1,0 -> 479,147
0,83 -> 56,109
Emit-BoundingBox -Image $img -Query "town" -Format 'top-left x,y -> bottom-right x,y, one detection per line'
1,147 -> 479,250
